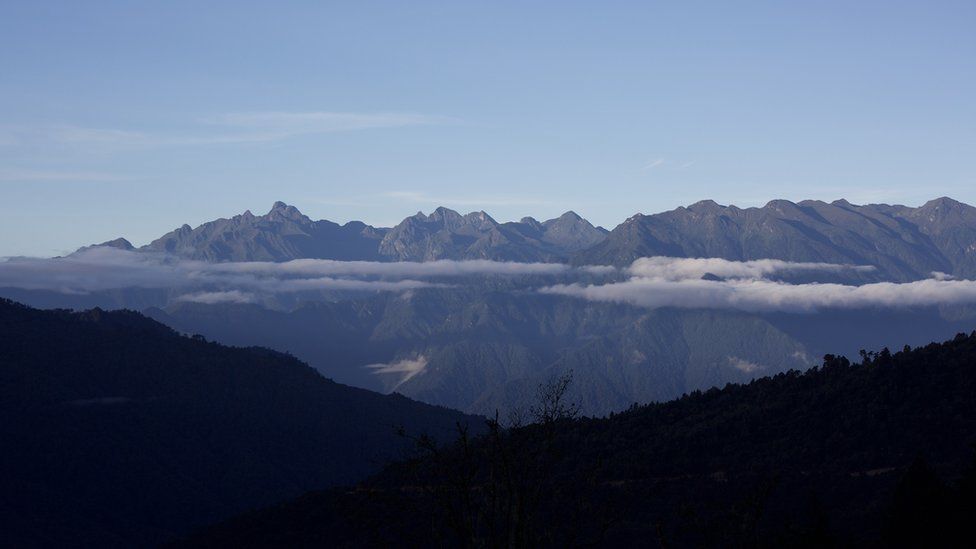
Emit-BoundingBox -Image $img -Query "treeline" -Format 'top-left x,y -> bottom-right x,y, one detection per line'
183,332 -> 976,547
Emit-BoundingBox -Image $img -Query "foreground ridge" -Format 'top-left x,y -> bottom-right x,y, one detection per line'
183,330 -> 976,547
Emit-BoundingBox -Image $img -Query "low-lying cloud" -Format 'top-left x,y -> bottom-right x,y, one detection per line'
0,248 -> 567,298
626,257 -> 875,281
176,290 -> 258,305
542,257 -> 976,313
202,258 -> 570,278
366,356 -> 429,391
5,251 -> 976,313
727,356 -> 764,373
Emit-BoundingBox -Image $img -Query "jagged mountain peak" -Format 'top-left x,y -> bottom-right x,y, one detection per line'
542,211 -> 585,225
266,201 -> 309,222
687,199 -> 725,212
72,237 -> 136,255
920,196 -> 968,212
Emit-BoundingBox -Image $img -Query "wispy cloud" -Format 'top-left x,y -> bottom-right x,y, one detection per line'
640,158 -> 697,171
382,191 -> 549,208
728,356 -> 763,373
366,355 -> 429,391
0,111 -> 451,151
0,170 -> 133,183
205,111 -> 451,134
176,290 -> 257,305
641,158 -> 665,170
203,257 -> 571,278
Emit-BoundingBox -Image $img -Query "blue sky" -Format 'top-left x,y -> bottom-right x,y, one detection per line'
1,1 -> 973,256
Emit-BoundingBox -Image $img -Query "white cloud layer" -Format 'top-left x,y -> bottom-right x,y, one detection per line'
4,251 -> 976,314
176,290 -> 257,305
0,248 -> 565,296
542,257 -> 976,312
626,256 -> 875,281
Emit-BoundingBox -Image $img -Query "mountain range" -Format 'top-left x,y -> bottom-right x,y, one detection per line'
88,196 -> 976,281
576,197 -> 976,281
129,201 -> 608,263
147,291 -> 814,416
16,195 -> 971,416
5,197 -> 976,546
147,291 -> 976,417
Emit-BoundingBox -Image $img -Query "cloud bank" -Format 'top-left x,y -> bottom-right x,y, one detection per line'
4,251 -> 976,314
0,248 -> 566,298
626,257 -> 875,281
543,257 -> 976,313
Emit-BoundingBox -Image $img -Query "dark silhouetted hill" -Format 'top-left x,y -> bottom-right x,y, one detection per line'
182,331 -> 976,547
0,298 -> 478,547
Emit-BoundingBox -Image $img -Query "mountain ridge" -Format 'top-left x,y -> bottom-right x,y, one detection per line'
574,196 -> 976,280
0,297 -> 480,547
75,196 -> 976,281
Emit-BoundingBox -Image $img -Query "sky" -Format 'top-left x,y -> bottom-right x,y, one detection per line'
1,0 -> 974,257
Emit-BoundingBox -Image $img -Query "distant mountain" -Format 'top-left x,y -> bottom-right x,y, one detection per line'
574,197 -> 976,281
377,207 -> 607,261
143,201 -> 388,261
148,289 -> 814,416
146,288 -> 976,417
73,236 -> 135,254
0,299 -> 478,547
80,197 -> 976,282
87,202 -> 607,263
179,331 -> 976,548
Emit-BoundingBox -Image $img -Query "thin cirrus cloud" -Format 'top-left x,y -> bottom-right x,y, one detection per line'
0,111 -> 451,150
382,191 -> 549,208
0,170 -> 134,183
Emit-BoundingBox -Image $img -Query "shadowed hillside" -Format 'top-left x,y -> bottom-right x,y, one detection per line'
0,299 -> 479,547
181,331 -> 976,547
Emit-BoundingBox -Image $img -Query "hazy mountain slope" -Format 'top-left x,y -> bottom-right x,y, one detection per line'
574,198 -> 975,280
180,331 -> 976,548
0,299 -> 478,548
149,290 -> 811,415
896,197 -> 976,277
472,309 -> 809,416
